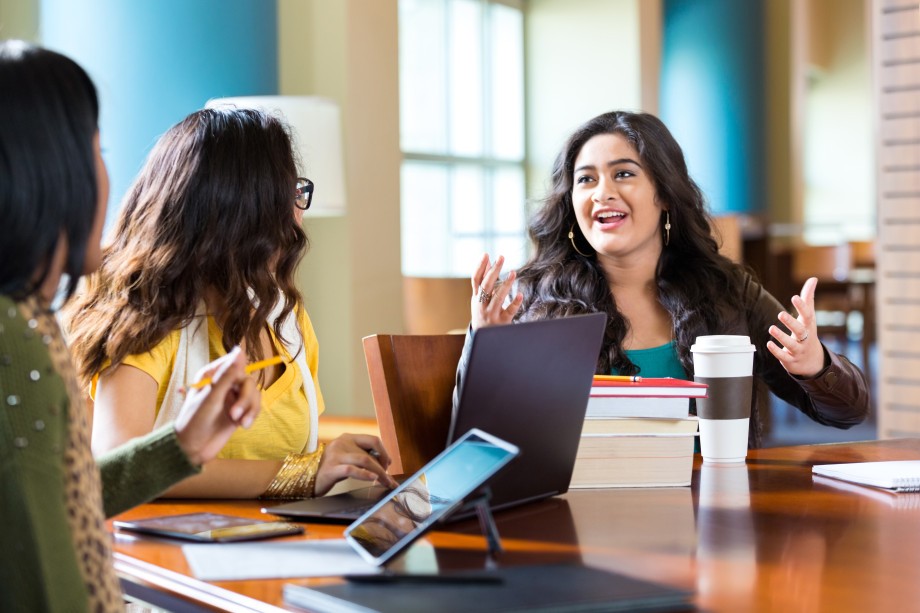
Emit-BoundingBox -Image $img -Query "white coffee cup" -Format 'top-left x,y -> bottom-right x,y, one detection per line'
690,335 -> 756,463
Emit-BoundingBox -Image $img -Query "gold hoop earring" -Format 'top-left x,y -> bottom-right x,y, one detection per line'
568,224 -> 593,258
664,212 -> 671,247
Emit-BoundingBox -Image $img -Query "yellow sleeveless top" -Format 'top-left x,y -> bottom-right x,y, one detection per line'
96,309 -> 324,460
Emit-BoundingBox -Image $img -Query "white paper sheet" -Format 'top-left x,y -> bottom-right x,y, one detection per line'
182,538 -> 378,581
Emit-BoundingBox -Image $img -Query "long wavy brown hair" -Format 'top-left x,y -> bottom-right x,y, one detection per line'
64,107 -> 308,386
515,111 -> 749,376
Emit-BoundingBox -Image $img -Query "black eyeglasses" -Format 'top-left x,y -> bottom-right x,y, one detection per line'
295,177 -> 314,211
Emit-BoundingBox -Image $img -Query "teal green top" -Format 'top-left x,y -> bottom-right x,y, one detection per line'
614,341 -> 699,452
615,341 -> 686,379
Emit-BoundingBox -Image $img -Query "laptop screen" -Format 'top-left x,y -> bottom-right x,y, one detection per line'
344,428 -> 519,566
447,312 -> 606,510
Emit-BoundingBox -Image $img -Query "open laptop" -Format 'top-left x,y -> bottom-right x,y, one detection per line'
264,312 -> 606,522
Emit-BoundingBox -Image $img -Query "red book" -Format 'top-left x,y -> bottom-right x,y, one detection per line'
592,377 -> 708,398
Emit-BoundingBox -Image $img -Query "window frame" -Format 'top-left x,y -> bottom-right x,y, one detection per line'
399,0 -> 528,277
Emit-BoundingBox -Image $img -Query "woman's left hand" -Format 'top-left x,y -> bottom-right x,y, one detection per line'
766,277 -> 827,378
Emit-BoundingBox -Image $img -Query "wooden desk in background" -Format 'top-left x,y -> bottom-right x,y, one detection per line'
110,439 -> 920,612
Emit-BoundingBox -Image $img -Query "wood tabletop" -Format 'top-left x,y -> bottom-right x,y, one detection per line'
109,438 -> 920,612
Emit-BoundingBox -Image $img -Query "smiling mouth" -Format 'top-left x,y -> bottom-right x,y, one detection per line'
595,211 -> 626,223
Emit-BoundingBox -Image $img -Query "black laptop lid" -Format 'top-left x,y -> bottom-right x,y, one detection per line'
447,312 -> 606,511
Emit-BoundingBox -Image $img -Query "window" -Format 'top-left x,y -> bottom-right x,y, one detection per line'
399,0 -> 526,277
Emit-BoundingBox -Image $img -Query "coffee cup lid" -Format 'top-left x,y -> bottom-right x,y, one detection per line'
690,335 -> 756,354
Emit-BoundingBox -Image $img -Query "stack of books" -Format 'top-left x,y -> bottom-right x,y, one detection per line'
570,377 -> 707,488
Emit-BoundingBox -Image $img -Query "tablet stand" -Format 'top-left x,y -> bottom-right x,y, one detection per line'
459,486 -> 503,559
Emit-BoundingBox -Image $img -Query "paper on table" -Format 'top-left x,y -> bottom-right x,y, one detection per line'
812,460 -> 920,492
182,538 -> 378,581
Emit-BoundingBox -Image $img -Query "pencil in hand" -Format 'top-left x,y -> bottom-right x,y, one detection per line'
187,355 -> 284,390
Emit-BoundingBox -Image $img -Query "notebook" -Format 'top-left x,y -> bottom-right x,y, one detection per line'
343,428 -> 519,566
812,460 -> 920,492
264,313 -> 606,522
283,562 -> 694,613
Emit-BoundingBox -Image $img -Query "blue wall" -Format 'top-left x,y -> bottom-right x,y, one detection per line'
660,0 -> 765,215
41,0 -> 279,227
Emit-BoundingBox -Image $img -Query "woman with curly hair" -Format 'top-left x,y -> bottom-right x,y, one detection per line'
465,111 -> 868,448
64,107 -> 396,498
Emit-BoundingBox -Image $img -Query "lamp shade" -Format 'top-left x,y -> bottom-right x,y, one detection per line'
205,95 -> 347,216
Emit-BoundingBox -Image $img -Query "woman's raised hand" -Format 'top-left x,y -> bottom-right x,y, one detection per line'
766,277 -> 827,378
470,253 -> 523,330
314,433 -> 399,497
173,346 -> 262,466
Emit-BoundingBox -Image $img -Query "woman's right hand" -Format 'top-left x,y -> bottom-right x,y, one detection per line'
314,433 -> 399,496
471,253 -> 523,330
173,346 -> 262,466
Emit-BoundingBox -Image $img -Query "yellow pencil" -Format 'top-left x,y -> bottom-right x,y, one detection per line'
594,374 -> 642,383
189,355 -> 284,389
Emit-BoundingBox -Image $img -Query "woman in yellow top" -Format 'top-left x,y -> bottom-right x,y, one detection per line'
64,107 -> 397,499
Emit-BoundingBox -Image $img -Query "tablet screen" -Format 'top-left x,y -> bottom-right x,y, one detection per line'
344,428 -> 519,565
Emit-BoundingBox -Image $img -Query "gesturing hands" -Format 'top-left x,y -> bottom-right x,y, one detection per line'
314,433 -> 398,497
766,277 -> 827,378
173,346 -> 261,467
471,253 -> 523,330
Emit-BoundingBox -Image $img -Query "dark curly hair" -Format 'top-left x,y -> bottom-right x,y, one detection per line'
515,111 -> 749,376
63,107 -> 308,386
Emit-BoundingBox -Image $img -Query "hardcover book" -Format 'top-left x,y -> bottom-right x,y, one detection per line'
586,377 -> 706,419
571,433 -> 696,488
591,377 -> 708,397
581,416 -> 700,435
585,396 -> 691,419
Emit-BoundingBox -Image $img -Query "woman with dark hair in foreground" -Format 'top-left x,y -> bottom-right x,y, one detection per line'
0,40 -> 261,611
465,111 -> 868,448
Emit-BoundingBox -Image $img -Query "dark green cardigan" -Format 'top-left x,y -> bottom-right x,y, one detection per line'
0,294 -> 201,612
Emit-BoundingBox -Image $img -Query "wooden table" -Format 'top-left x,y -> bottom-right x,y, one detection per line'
110,439 -> 920,612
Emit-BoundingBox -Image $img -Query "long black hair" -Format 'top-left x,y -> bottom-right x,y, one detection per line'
0,41 -> 100,299
515,111 -> 747,375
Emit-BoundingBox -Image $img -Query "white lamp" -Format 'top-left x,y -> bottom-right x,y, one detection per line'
205,95 -> 347,216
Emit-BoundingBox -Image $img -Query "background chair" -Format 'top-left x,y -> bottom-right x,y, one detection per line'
789,242 -> 875,375
791,244 -> 853,343
402,277 -> 471,334
362,333 -> 465,475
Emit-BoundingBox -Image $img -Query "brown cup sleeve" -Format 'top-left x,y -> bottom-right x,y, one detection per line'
694,376 -> 754,420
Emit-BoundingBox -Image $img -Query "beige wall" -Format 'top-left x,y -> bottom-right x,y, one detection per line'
525,0 -> 649,203
801,0 -> 874,244
765,0 -> 798,234
0,0 -> 38,41
766,0 -> 874,243
279,0 -> 403,418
